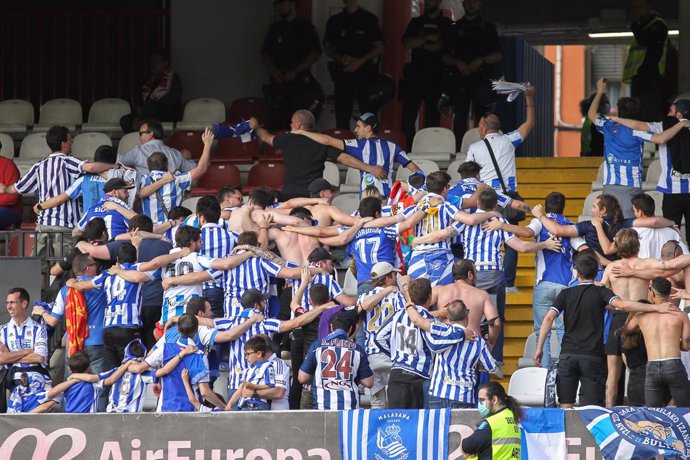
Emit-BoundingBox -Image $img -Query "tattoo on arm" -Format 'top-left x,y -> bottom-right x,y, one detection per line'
250,246 -> 286,266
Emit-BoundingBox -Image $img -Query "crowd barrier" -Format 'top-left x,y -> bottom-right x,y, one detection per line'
0,410 -> 601,460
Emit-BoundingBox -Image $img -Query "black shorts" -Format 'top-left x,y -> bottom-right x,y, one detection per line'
605,312 -> 628,356
557,353 -> 606,406
387,368 -> 426,409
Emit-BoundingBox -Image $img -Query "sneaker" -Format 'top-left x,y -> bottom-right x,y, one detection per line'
505,286 -> 520,294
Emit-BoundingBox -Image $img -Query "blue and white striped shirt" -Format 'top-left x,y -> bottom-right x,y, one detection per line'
447,177 -> 512,212
269,354 -> 290,411
214,309 -> 282,390
107,367 -> 154,413
61,369 -> 117,413
200,223 -> 238,290
343,138 -> 411,196
222,257 -> 283,318
238,359 -> 275,409
300,330 -> 372,410
77,195 -> 131,239
645,121 -> 690,194
0,317 -> 49,386
467,131 -> 522,191
526,215 -> 583,286
139,170 -> 192,224
92,262 -> 161,328
65,168 -> 139,212
291,271 -> 343,311
15,153 -> 85,227
375,306 -> 435,378
409,194 -> 461,252
459,211 -> 515,271
357,287 -> 405,355
427,323 -> 495,405
594,116 -> 646,188
162,250 -> 221,323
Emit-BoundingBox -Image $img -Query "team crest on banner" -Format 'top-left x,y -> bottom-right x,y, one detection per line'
577,406 -> 690,459
339,409 -> 450,460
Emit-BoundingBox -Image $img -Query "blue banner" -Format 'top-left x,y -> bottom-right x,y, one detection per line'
339,409 -> 450,460
521,408 -> 566,459
577,406 -> 690,459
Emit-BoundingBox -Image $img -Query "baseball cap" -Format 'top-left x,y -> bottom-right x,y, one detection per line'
308,178 -> 337,195
674,98 -> 690,119
240,289 -> 271,308
308,247 -> 333,263
354,112 -> 379,130
370,262 -> 400,279
103,178 -> 135,193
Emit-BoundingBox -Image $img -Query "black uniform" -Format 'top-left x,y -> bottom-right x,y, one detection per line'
324,7 -> 384,129
400,12 -> 452,150
630,14 -> 667,122
442,15 -> 501,147
261,17 -> 323,129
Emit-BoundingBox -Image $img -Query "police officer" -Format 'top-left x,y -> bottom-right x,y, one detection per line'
400,0 -> 452,150
461,381 -> 523,460
323,0 -> 384,129
261,0 -> 323,130
441,0 -> 502,149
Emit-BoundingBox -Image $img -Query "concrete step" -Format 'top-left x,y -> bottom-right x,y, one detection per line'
506,306 -> 533,322
517,169 -> 598,184
516,156 -> 603,169
504,321 -> 534,338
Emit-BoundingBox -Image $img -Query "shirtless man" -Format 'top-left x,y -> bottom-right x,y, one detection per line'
226,188 -> 303,234
301,178 -> 356,227
428,259 -> 500,349
622,277 -> 690,407
600,228 -> 654,406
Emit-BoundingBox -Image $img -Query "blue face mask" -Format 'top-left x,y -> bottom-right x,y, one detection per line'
478,401 -> 491,417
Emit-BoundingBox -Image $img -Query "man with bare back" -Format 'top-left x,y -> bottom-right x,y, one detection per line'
623,277 -> 690,407
429,259 -> 500,349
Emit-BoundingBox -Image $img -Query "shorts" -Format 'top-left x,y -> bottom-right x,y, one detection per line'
605,312 -> 628,356
557,353 -> 606,406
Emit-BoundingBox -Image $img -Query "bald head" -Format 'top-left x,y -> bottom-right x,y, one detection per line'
480,114 -> 501,137
660,240 -> 683,260
293,110 -> 315,131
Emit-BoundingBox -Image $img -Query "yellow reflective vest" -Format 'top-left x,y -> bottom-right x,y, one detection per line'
623,16 -> 668,83
486,408 -> 521,460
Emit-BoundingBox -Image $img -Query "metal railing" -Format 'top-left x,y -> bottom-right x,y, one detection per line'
0,229 -> 72,261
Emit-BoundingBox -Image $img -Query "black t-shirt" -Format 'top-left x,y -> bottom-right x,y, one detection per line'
663,116 -> 690,175
274,133 -> 341,196
575,217 -> 634,262
106,238 -> 172,307
622,332 -> 648,370
261,18 -> 321,72
442,16 -> 500,70
555,283 -> 619,356
324,7 -> 384,69
401,13 -> 452,76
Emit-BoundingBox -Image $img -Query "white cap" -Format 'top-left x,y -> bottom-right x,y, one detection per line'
370,262 -> 400,279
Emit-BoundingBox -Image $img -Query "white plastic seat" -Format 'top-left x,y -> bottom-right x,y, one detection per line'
396,159 -> 439,182
459,128 -> 481,156
117,132 -> 141,155
342,268 -> 357,296
508,367 -> 547,406
517,331 -> 561,369
81,98 -> 131,133
322,161 -> 341,188
340,167 -> 361,193
410,127 -> 456,161
581,191 -> 600,218
642,159 -> 661,192
176,98 -> 226,131
181,196 -> 202,211
647,190 -> 664,216
72,132 -> 112,160
331,193 -> 359,216
591,161 -> 606,192
0,99 -> 34,134
446,158 -> 467,184
142,383 -> 159,412
33,98 -> 83,132
18,132 -> 50,161
0,133 -> 15,158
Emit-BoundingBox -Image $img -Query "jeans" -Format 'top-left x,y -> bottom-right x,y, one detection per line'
602,185 -> 641,220
645,359 -> 690,407
557,353 -> 606,406
503,246 -> 517,288
103,327 -> 141,371
532,281 -> 566,368
476,270 -> 506,362
203,287 -> 225,319
84,345 -> 109,412
355,283 -> 374,351
627,366 -> 646,406
428,395 -> 474,409
663,193 -> 690,244
368,353 -> 393,409
0,207 -> 20,230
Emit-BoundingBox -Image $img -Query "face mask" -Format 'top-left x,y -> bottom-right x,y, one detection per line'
477,401 -> 491,417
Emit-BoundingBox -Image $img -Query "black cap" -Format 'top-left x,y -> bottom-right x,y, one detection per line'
354,112 -> 379,130
240,289 -> 271,308
308,247 -> 333,263
103,178 -> 135,193
308,178 -> 337,195
674,99 -> 690,119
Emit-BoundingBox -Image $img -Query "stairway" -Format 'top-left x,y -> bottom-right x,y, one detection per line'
497,156 -> 602,385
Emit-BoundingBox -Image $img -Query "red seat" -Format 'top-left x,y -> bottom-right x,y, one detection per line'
168,130 -> 204,159
259,129 -> 288,161
321,128 -> 355,140
379,129 -> 407,149
216,137 -> 259,163
8,233 -> 35,257
243,162 -> 285,193
191,162 -> 241,196
228,97 -> 268,125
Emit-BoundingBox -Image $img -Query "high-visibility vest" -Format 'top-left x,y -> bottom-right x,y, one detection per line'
622,16 -> 668,83
486,408 -> 522,460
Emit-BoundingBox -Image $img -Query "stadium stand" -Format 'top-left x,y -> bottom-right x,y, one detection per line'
33,98 -> 83,132
0,99 -> 34,136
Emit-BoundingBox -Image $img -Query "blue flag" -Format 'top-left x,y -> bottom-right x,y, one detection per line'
211,121 -> 256,142
339,409 -> 450,460
521,408 -> 566,459
577,406 -> 690,459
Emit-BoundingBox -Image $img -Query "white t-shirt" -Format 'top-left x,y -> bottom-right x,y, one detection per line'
466,131 -> 522,191
634,227 -> 688,259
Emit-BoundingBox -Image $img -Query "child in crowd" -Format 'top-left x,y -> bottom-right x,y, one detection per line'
228,336 -> 275,411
